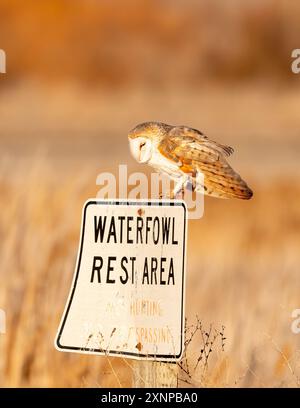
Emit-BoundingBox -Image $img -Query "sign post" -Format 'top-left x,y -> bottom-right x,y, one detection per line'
132,360 -> 178,388
55,199 -> 187,387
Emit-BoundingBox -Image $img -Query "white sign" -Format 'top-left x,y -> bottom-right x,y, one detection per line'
55,199 -> 187,361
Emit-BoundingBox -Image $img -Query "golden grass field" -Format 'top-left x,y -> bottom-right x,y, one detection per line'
0,84 -> 300,387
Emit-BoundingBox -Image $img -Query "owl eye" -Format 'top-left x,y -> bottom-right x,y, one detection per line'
139,142 -> 146,150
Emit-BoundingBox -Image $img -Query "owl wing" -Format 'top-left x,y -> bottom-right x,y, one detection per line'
158,126 -> 253,200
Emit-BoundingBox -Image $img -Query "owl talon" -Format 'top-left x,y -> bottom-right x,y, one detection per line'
159,191 -> 175,200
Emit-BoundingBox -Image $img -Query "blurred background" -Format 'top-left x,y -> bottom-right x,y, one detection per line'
0,0 -> 300,387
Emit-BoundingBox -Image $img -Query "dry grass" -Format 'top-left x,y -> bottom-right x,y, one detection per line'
0,84 -> 300,387
1,0 -> 300,388
0,156 -> 299,387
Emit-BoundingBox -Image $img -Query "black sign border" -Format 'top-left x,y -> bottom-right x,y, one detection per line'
56,199 -> 187,361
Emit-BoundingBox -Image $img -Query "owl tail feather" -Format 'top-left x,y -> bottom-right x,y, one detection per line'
195,170 -> 253,200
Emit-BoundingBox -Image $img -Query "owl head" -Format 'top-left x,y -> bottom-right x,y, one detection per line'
128,122 -> 170,163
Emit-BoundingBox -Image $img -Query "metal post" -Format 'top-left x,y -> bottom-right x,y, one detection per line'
132,360 -> 178,388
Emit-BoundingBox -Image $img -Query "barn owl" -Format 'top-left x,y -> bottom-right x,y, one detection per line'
128,122 -> 253,199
